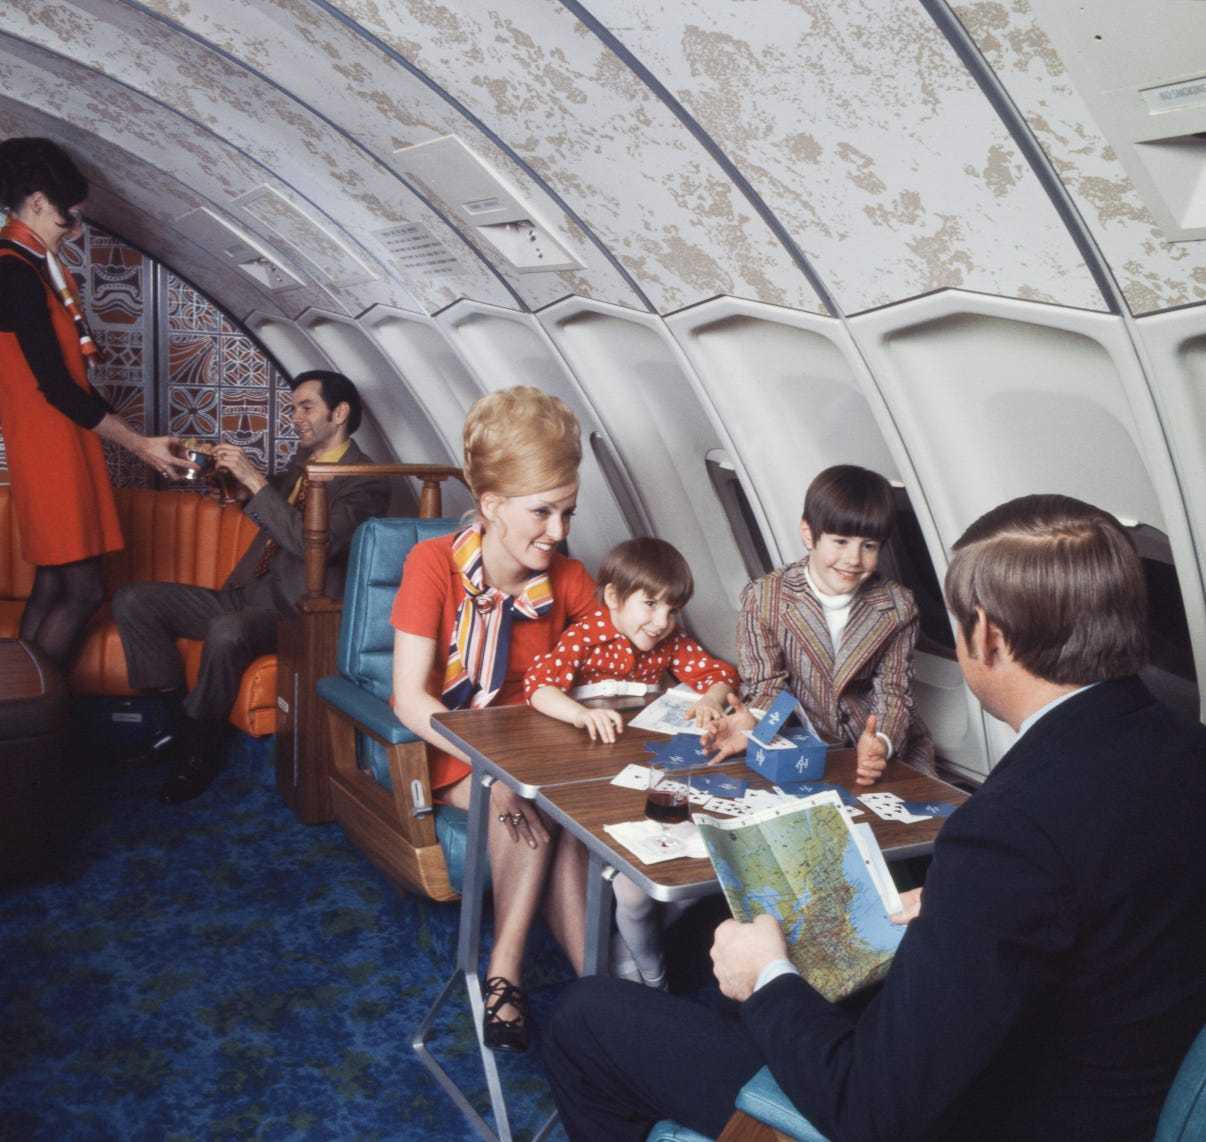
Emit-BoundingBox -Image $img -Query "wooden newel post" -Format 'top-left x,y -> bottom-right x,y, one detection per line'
419,477 -> 443,519
303,476 -> 330,600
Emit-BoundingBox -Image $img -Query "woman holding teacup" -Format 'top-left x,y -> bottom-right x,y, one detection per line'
0,137 -> 191,667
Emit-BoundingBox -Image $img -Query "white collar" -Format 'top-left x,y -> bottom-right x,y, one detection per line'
803,561 -> 854,612
1017,683 -> 1097,739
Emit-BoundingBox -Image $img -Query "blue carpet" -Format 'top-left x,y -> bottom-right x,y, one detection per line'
0,734 -> 570,1141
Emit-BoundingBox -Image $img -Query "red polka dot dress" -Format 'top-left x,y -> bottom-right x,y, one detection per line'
523,608 -> 737,700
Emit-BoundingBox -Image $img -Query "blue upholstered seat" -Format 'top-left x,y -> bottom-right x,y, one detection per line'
319,514 -> 459,786
646,1122 -> 712,1142
654,1022 -> 1206,1142
647,1067 -> 825,1141
1156,1024 -> 1206,1141
317,516 -> 469,894
735,1069 -> 827,1140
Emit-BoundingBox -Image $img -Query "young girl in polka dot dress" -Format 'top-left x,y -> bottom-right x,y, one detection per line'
524,537 -> 738,987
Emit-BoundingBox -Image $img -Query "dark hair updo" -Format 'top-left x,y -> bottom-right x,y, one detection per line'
0,137 -> 89,218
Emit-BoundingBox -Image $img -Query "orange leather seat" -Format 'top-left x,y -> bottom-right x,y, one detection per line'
0,485 -> 277,736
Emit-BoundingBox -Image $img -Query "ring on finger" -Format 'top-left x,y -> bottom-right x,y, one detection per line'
497,813 -> 510,824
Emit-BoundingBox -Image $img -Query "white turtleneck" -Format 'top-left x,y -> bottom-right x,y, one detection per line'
803,561 -> 854,651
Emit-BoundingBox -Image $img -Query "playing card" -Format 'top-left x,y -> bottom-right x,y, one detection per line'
645,732 -> 711,770
778,779 -> 859,807
858,791 -> 931,823
611,763 -> 652,790
902,799 -> 958,819
690,772 -> 748,800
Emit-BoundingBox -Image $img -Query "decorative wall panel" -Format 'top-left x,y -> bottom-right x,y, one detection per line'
0,225 -> 291,485
75,229 -> 154,487
165,275 -> 295,476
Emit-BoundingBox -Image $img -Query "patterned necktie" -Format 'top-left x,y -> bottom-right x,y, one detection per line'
253,475 -> 307,577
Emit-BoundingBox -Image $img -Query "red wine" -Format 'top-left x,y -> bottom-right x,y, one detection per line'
645,789 -> 689,824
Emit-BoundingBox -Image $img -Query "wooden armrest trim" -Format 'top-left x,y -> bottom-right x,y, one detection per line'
302,462 -> 467,599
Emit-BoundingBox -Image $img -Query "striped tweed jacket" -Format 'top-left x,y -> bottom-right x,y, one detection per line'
738,558 -> 935,774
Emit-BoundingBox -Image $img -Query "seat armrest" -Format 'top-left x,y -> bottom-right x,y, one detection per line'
316,675 -> 416,744
735,1068 -> 828,1141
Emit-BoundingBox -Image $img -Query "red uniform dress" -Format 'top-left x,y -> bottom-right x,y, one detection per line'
0,239 -> 122,565
523,608 -> 738,700
391,532 -> 598,792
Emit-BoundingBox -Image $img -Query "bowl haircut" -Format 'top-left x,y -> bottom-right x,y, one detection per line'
597,537 -> 694,611
944,494 -> 1149,685
803,464 -> 896,543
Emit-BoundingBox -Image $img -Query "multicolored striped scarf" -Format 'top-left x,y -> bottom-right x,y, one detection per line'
0,215 -> 100,365
442,524 -> 554,710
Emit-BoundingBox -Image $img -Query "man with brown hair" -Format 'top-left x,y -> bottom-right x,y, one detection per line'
113,370 -> 389,805
546,494 -> 1206,1142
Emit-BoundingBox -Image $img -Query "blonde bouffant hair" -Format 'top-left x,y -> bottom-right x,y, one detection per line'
462,386 -> 582,505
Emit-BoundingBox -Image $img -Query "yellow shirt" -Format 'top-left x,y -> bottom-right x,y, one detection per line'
287,439 -> 351,505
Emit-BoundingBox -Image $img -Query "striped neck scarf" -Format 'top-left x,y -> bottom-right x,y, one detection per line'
1,215 -> 100,365
442,524 -> 554,710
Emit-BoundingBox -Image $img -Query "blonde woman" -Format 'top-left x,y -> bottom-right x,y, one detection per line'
390,386 -> 596,1053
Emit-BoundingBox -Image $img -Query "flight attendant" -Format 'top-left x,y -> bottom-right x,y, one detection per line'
0,137 -> 189,668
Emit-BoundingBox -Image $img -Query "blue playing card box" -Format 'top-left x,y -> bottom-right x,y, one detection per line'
744,690 -> 829,783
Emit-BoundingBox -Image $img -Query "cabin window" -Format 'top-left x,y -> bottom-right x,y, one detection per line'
0,221 -> 291,484
1130,525 -> 1199,720
589,430 -> 650,537
876,487 -> 955,656
705,451 -> 774,581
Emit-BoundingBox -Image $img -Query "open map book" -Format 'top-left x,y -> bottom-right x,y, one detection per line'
695,791 -> 905,1002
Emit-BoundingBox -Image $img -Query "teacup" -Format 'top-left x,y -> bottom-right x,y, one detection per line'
177,447 -> 215,482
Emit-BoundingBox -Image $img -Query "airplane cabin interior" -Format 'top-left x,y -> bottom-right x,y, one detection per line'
1,2 -> 1204,1140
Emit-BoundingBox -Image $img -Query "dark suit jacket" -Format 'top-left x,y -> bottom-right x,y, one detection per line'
224,439 -> 390,613
742,677 -> 1206,1141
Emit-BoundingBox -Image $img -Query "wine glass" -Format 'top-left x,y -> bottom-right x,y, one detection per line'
644,767 -> 690,851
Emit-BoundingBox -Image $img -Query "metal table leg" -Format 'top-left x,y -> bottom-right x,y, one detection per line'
582,851 -> 617,976
413,770 -> 514,1141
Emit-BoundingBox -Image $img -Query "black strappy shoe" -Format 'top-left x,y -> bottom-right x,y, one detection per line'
482,975 -> 529,1053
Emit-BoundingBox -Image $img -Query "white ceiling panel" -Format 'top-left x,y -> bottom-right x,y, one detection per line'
0,90 -> 297,320
123,0 -> 642,312
953,0 -> 1206,315
595,0 -> 1104,313
334,0 -> 826,315
0,0 -> 517,315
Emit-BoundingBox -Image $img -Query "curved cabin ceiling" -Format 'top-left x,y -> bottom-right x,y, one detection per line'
3,0 -> 1206,763
5,0 -> 1206,322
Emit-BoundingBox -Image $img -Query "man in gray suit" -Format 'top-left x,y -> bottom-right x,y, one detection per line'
113,370 -> 390,804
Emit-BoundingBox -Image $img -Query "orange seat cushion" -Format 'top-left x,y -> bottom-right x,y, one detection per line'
0,486 -> 278,737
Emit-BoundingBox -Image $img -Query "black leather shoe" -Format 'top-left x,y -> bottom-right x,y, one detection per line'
482,976 -> 529,1053
158,753 -> 219,805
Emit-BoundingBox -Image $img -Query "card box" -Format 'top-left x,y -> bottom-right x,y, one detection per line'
744,690 -> 829,783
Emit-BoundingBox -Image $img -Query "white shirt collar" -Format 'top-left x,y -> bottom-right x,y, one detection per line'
803,561 -> 854,612
1016,683 -> 1097,740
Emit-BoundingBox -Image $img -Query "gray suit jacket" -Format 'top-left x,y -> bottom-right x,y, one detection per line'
223,439 -> 390,614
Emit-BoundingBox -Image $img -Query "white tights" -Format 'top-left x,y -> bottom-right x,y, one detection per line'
613,874 -> 665,986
